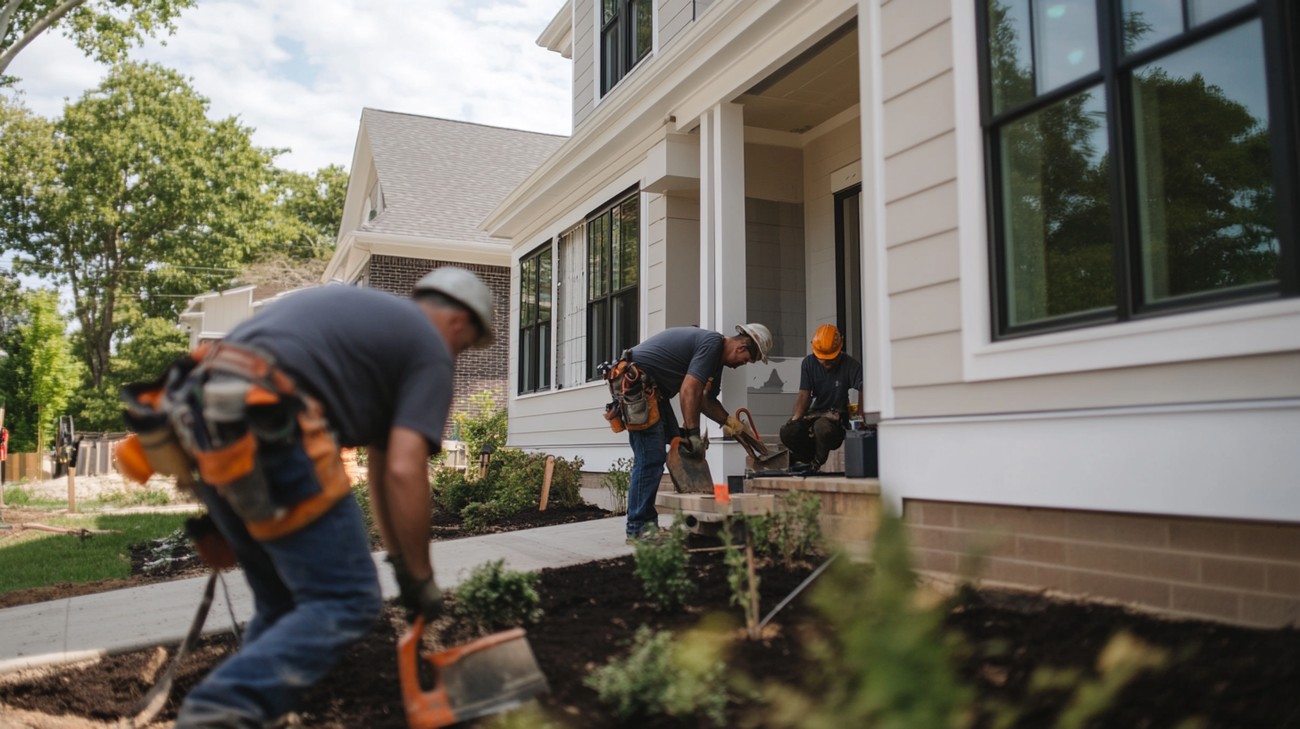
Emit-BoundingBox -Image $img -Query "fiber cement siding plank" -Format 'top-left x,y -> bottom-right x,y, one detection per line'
880,0 -> 952,55
885,180 -> 958,248
883,71 -> 956,158
887,230 -> 960,294
890,331 -> 964,387
882,19 -> 954,101
884,131 -> 957,203
890,280 -> 961,341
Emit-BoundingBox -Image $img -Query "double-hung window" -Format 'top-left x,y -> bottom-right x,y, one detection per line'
518,243 -> 552,394
601,0 -> 653,95
978,0 -> 1298,338
586,190 -> 640,379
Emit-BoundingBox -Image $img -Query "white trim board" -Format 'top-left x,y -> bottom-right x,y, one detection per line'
879,399 -> 1300,523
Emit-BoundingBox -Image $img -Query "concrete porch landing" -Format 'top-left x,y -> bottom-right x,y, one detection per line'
656,474 -> 881,559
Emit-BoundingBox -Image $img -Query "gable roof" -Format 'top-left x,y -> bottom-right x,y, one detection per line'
359,109 -> 566,244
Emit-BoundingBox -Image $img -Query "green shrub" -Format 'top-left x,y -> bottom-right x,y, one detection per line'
601,457 -> 632,515
453,559 -> 543,631
765,491 -> 824,566
452,390 -> 508,474
720,515 -> 761,637
632,517 -> 694,611
585,625 -> 730,726
433,448 -> 585,530
350,479 -> 383,549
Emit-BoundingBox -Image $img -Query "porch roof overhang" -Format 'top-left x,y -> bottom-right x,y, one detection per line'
482,0 -> 857,243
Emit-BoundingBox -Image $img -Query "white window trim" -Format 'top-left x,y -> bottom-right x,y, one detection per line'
592,0 -> 657,108
950,0 -> 1300,383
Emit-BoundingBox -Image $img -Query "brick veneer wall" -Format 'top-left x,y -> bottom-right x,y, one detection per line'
905,501 -> 1300,628
367,255 -> 510,433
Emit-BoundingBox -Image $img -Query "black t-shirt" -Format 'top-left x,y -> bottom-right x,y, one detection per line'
798,353 -> 864,415
629,327 -> 724,399
227,286 -> 453,450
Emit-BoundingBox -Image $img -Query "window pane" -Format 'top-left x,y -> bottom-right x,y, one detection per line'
539,323 -> 551,389
603,0 -> 617,24
538,248 -> 552,323
618,196 -> 639,289
987,0 -> 1035,113
613,290 -> 639,358
521,256 -> 536,326
1188,0 -> 1251,27
1132,20 -> 1277,304
587,215 -> 609,299
520,328 -> 535,393
1121,0 -> 1182,54
632,0 -> 653,63
1033,0 -> 1099,94
602,26 -> 620,93
999,86 -> 1115,326
588,300 -> 610,373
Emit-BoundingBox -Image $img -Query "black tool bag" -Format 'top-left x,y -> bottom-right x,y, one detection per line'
598,354 -> 660,433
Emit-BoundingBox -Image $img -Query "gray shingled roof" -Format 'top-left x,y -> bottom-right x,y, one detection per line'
359,109 -> 566,242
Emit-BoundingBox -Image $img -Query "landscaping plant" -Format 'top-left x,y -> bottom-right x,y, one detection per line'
452,558 -> 543,631
765,490 -> 825,566
585,624 -> 730,726
600,456 -> 632,515
720,514 -> 762,638
432,448 -> 584,531
631,516 -> 694,611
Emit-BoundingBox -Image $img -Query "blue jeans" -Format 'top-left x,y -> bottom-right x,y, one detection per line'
176,445 -> 382,728
627,417 -> 669,537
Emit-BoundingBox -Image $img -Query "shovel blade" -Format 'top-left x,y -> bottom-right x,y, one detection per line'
667,437 -> 713,493
400,621 -> 549,729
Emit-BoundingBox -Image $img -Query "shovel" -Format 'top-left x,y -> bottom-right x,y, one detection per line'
733,408 -> 790,472
666,435 -> 714,493
397,616 -> 549,728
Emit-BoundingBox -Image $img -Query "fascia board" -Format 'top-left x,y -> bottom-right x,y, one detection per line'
352,232 -> 511,268
538,0 -> 573,58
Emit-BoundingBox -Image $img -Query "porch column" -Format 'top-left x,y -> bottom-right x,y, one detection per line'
699,102 -> 748,480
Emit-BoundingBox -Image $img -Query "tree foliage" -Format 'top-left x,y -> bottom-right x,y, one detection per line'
0,289 -> 81,452
0,0 -> 195,80
0,63 -> 285,387
70,315 -> 187,432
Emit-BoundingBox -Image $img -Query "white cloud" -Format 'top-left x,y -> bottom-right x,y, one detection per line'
3,0 -> 572,173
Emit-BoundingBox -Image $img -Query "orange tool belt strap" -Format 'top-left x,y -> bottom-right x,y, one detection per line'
192,342 -> 353,541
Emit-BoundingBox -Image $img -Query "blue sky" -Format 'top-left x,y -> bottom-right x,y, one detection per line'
3,0 -> 573,173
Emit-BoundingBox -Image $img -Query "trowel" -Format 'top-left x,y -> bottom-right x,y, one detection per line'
397,616 -> 549,728
666,435 -> 714,493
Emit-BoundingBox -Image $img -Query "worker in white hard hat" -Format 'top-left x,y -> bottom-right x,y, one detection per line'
618,322 -> 772,543
128,266 -> 496,728
780,324 -> 863,475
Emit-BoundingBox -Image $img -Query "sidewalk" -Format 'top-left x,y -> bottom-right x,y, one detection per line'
0,516 -> 632,674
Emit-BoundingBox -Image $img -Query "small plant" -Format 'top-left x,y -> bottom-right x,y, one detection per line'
99,487 -> 174,508
584,625 -> 730,727
721,515 -> 762,638
452,558 -> 543,631
632,516 -> 694,611
453,389 -> 508,477
766,491 -> 824,567
349,478 -> 383,548
601,457 -> 632,515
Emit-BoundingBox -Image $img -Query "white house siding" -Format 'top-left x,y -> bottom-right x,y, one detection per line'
572,0 -> 595,130
659,0 -> 694,48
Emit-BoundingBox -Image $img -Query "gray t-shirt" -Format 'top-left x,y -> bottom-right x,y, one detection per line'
629,327 -> 724,399
798,353 -> 864,416
227,286 -> 453,450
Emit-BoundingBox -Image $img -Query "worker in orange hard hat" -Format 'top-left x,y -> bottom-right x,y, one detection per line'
779,324 -> 864,474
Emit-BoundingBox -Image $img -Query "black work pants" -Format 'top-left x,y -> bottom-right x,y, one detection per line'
779,415 -> 845,467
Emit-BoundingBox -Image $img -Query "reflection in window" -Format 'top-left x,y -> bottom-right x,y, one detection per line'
1001,88 -> 1114,325
980,0 -> 1292,336
1132,21 -> 1276,304
519,244 -> 553,394
587,191 -> 640,378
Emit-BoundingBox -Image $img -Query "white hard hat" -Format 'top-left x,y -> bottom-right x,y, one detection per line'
735,322 -> 772,364
414,267 -> 495,347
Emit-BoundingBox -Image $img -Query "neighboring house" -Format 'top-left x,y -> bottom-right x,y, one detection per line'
486,0 -> 1300,628
323,109 -> 566,415
179,285 -> 304,349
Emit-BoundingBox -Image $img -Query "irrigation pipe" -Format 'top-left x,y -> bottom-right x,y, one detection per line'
757,553 -> 839,631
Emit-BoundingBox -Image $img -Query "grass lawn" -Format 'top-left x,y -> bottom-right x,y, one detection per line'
0,511 -> 194,594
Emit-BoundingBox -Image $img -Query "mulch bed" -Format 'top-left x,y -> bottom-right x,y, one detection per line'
2,546 -> 1299,728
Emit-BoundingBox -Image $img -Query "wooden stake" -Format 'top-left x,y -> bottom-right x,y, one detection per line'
539,455 -> 555,512
67,466 -> 76,514
745,526 -> 760,639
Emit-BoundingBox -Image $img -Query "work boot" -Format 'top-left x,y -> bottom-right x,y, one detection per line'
625,526 -> 670,545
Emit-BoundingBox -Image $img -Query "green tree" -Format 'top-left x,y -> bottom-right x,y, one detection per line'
0,0 -> 195,80
272,163 -> 348,258
70,315 -> 187,432
0,289 -> 81,453
0,63 -> 285,388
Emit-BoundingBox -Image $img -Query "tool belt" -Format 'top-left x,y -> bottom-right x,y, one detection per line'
598,353 -> 661,434
116,342 -> 352,541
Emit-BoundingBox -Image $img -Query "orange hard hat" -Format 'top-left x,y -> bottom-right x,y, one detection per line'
812,324 -> 842,360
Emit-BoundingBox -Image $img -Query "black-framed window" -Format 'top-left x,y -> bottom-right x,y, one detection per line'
518,243 -> 552,394
587,191 -> 640,379
601,0 -> 653,95
978,0 -> 1298,338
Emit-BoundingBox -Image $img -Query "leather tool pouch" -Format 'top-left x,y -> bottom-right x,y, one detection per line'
118,357 -> 201,489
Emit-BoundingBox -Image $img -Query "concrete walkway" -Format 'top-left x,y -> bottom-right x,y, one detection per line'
0,516 -> 632,674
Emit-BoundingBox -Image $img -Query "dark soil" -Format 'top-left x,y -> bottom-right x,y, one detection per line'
2,545 -> 1299,728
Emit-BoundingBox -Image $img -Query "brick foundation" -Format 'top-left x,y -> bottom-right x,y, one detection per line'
905,501 -> 1300,628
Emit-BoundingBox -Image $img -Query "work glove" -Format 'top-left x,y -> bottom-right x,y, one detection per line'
185,514 -> 237,570
387,553 -> 444,622
679,427 -> 707,459
722,415 -> 745,438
